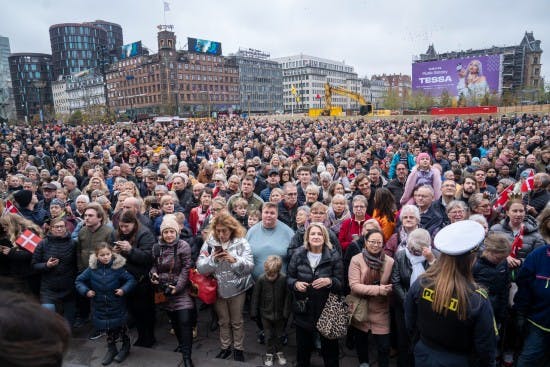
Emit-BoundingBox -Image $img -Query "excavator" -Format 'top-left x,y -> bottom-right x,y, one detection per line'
309,83 -> 373,117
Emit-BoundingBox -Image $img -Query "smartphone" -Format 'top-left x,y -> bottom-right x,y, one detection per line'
151,202 -> 160,210
213,245 -> 223,253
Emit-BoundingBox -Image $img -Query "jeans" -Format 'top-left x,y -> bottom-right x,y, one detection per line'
42,300 -> 76,327
516,323 -> 550,367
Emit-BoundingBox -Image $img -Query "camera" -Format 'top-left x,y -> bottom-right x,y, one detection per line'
161,282 -> 175,296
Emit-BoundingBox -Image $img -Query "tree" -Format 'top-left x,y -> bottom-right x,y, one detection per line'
440,89 -> 452,107
481,92 -> 490,106
457,93 -> 467,107
69,110 -> 82,124
383,88 -> 401,110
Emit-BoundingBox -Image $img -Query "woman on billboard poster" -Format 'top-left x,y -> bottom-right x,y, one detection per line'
456,59 -> 489,99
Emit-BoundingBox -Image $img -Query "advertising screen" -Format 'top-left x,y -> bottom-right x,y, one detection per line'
188,37 -> 222,56
412,55 -> 502,100
120,41 -> 142,60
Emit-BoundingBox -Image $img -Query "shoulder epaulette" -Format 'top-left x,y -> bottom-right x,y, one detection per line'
475,288 -> 488,299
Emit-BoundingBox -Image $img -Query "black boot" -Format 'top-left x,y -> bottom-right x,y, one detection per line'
101,343 -> 118,366
183,358 -> 194,367
113,335 -> 130,363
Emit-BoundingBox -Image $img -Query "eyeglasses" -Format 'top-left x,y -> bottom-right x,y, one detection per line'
353,205 -> 366,209
285,192 -> 297,196
448,210 -> 465,215
367,240 -> 383,246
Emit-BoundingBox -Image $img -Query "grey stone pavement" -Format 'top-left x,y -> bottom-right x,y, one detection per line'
63,306 -> 395,367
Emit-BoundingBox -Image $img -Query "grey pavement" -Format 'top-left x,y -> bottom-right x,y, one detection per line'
63,306 -> 392,367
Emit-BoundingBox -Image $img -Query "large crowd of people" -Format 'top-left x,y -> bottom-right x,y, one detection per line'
0,113 -> 548,367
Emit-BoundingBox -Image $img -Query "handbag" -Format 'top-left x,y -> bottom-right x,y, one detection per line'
292,296 -> 309,314
316,293 -> 351,340
345,293 -> 368,323
188,268 -> 218,305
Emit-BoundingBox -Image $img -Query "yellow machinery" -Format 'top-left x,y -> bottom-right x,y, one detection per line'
309,83 -> 373,117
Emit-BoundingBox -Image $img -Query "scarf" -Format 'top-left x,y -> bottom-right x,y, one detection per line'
398,226 -> 410,252
327,206 -> 351,234
405,248 -> 426,287
362,248 -> 385,285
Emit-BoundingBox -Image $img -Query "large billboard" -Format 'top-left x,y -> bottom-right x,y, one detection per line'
412,55 -> 502,100
188,37 -> 222,56
120,41 -> 142,60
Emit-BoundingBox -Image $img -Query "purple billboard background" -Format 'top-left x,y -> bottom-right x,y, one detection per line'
412,55 -> 502,98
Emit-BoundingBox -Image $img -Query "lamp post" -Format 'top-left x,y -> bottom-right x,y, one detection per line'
125,75 -> 134,120
247,94 -> 250,118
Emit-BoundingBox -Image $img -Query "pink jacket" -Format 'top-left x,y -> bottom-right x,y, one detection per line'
400,166 -> 442,205
348,253 -> 394,334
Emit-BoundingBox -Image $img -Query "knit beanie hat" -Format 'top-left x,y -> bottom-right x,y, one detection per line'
160,216 -> 181,236
13,190 -> 32,208
416,152 -> 431,164
50,198 -> 65,207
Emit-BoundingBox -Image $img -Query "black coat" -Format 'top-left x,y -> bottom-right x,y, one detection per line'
278,201 -> 298,231
112,226 -> 155,282
391,249 -> 430,306
32,233 -> 77,301
473,256 -> 510,323
287,246 -> 343,331
287,226 -> 341,260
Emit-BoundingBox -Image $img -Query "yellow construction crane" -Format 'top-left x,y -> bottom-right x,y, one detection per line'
309,83 -> 373,117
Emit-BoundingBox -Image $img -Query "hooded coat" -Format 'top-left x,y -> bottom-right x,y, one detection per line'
490,215 -> 545,260
75,253 -> 136,331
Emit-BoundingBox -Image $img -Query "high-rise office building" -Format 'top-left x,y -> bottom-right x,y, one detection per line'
0,36 -> 16,120
49,20 -> 123,80
9,53 -> 53,121
227,48 -> 283,114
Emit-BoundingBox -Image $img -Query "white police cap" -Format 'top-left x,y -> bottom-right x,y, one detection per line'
434,220 -> 485,255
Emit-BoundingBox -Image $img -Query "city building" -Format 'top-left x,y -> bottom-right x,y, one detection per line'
0,36 -> 16,121
49,20 -> 123,80
360,77 -> 389,110
66,71 -> 106,115
8,53 -> 53,122
51,77 -> 70,116
105,26 -> 240,118
272,54 -> 360,112
416,32 -> 543,103
227,48 -> 283,114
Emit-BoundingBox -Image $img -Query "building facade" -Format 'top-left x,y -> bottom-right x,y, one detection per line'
272,54 -> 360,112
8,53 -> 53,122
361,77 -> 389,110
0,36 -> 16,121
417,32 -> 543,103
106,27 -> 240,118
227,48 -> 283,114
49,20 -> 123,80
66,72 -> 105,114
52,78 -> 70,116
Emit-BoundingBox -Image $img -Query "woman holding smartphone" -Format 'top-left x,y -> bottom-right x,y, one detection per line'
112,211 -> 157,348
32,217 -> 78,326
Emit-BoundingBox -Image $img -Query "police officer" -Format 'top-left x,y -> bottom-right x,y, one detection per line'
405,220 -> 497,367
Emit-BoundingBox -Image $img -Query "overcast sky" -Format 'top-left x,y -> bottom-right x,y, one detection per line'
2,0 -> 549,81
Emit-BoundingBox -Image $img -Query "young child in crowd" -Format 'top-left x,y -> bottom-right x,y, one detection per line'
232,198 -> 249,228
75,243 -> 136,366
251,255 -> 290,366
247,209 -> 261,229
400,152 -> 442,205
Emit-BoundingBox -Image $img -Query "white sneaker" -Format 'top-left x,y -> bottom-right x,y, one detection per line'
264,353 -> 274,366
275,352 -> 287,366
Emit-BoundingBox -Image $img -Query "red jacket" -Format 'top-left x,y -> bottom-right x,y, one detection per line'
338,215 -> 371,253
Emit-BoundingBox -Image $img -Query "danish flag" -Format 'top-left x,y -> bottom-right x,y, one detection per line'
492,183 -> 515,210
15,230 -> 42,254
520,170 -> 535,193
2,200 -> 19,216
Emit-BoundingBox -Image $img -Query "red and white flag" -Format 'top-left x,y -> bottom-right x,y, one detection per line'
15,230 -> 42,254
492,183 -> 515,210
520,170 -> 535,193
2,200 -> 19,216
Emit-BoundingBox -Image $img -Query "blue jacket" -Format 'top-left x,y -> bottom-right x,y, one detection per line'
388,152 -> 416,179
514,244 -> 550,331
75,253 -> 136,331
